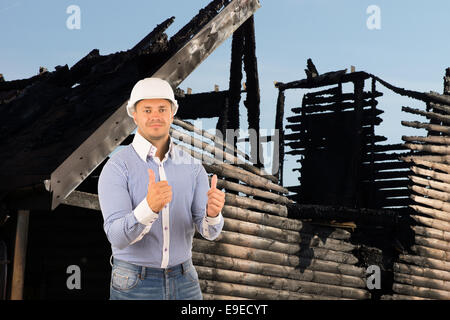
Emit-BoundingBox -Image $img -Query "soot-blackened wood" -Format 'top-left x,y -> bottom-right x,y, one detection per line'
130,16 -> 175,55
176,90 -> 229,120
295,99 -> 378,115
286,107 -> 383,124
305,58 -> 319,79
444,68 -> 450,95
242,16 -> 263,170
276,70 -> 371,90
226,21 -> 245,195
274,89 -> 285,185
168,0 -> 229,54
286,203 -> 401,226
216,96 -> 230,143
302,91 -> 382,105
403,106 -> 450,125
227,24 -> 244,137
349,79 -> 365,208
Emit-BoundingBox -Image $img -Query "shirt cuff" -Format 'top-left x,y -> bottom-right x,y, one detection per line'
205,211 -> 223,225
134,198 -> 159,226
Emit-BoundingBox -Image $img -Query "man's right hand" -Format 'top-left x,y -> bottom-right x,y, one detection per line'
146,168 -> 172,213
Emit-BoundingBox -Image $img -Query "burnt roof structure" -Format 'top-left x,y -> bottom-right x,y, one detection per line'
1,0 -> 450,301
0,0 -> 263,212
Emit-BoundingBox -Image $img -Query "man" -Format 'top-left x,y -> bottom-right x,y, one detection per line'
98,77 -> 225,300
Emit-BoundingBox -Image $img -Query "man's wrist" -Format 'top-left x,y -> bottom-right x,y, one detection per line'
134,198 -> 159,226
205,211 -> 222,225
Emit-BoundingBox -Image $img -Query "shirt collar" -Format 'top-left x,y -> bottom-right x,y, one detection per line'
132,130 -> 175,162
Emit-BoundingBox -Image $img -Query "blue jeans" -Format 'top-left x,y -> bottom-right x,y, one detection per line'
109,257 -> 203,300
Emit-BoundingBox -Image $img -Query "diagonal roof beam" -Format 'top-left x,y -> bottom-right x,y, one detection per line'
48,0 -> 261,210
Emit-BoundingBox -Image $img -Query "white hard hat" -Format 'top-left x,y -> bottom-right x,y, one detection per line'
126,77 -> 179,117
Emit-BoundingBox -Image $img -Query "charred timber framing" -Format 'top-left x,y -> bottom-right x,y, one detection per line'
274,89 -> 285,184
47,0 -> 261,210
241,16 -> 264,169
280,67 -> 385,209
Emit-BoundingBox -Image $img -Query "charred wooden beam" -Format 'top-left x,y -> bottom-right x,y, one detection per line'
414,235 -> 450,252
402,106 -> 450,125
409,174 -> 450,193
294,100 -> 378,114
404,142 -> 450,155
403,158 -> 450,174
175,143 -> 287,194
192,238 -> 359,266
227,18 -> 244,134
222,205 -> 352,240
402,135 -> 450,145
411,244 -> 450,262
371,73 -> 450,106
130,16 -> 175,55
275,70 -> 372,90
411,215 -> 450,233
176,89 -> 230,119
274,89 -> 285,184
430,102 -> 450,115
199,229 -> 355,255
444,68 -> 450,95
286,107 -> 384,123
301,91 -> 382,105
394,273 -> 450,295
286,203 -> 400,226
198,279 -> 343,300
402,120 -> 450,135
192,252 -> 365,288
399,254 -> 450,273
394,262 -> 450,282
305,86 -> 341,98
410,194 -> 450,212
242,15 -> 263,169
195,265 -> 370,299
410,166 -> 450,183
172,117 -> 249,161
412,225 -> 450,242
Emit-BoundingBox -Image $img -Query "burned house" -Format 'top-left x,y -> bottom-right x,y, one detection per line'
1,0 -> 450,300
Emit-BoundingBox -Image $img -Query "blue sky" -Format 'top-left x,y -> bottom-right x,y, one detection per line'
1,0 -> 449,188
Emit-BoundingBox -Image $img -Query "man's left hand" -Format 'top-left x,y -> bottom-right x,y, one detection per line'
206,174 -> 225,217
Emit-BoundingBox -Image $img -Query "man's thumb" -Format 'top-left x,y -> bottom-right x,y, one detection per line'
210,174 -> 217,189
148,169 -> 156,187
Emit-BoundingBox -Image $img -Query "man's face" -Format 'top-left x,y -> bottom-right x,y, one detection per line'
133,98 -> 173,141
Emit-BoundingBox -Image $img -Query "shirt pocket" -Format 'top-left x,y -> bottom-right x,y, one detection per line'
111,267 -> 140,291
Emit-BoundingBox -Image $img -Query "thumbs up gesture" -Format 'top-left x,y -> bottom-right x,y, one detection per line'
146,169 -> 172,213
206,174 -> 225,217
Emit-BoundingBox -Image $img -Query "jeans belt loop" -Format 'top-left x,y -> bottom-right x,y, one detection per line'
140,266 -> 145,280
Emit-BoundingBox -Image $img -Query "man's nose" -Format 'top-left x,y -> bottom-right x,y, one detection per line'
148,112 -> 162,120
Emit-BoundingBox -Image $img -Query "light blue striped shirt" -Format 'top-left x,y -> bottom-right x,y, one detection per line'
98,131 -> 224,268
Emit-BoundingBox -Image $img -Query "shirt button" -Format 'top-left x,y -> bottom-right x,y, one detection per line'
165,248 -> 168,252
165,227 -> 168,230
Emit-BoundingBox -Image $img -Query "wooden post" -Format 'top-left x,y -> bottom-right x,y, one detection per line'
350,79 -> 365,208
242,15 -> 263,169
10,210 -> 29,300
444,68 -> 450,95
274,89 -> 285,185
